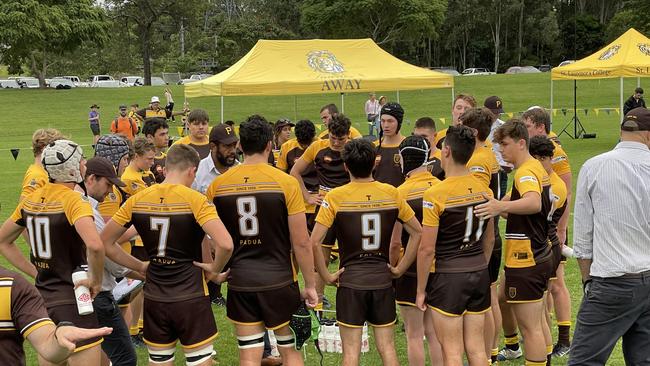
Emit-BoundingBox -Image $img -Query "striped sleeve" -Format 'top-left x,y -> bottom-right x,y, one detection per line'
5,276 -> 53,338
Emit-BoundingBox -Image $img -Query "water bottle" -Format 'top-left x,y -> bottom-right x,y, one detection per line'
334,323 -> 342,353
361,324 -> 370,353
71,268 -> 93,315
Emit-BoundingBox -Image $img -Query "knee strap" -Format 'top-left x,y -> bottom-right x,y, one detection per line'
237,332 -> 265,349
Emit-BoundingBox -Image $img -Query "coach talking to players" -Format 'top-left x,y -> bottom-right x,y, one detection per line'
570,107 -> 650,365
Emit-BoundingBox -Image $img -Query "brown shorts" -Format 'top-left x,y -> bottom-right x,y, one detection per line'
395,275 -> 417,307
426,270 -> 491,316
336,286 -> 396,327
549,245 -> 562,280
227,282 -> 301,330
130,245 -> 148,261
143,296 -> 217,349
47,304 -> 102,352
306,212 -> 316,232
488,248 -> 502,284
504,260 -> 553,303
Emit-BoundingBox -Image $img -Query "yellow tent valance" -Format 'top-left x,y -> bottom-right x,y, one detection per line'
552,28 -> 650,80
185,39 -> 453,98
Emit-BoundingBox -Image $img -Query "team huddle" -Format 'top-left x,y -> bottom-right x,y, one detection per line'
0,94 -> 574,366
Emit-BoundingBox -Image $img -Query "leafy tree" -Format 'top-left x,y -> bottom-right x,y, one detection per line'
0,0 -> 110,86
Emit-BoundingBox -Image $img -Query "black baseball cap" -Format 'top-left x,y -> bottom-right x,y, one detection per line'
275,118 -> 295,131
209,123 -> 239,144
119,104 -> 127,110
621,107 -> 650,131
484,96 -> 504,114
85,157 -> 125,187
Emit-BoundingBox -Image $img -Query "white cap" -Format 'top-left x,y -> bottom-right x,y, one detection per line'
527,105 -> 543,111
151,96 -> 160,103
42,139 -> 84,183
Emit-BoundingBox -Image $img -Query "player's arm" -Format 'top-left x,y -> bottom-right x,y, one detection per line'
290,158 -> 321,205
200,218 -> 234,276
27,323 -> 112,363
499,194 -> 511,219
557,172 -> 572,245
474,191 -> 540,219
74,217 -> 105,297
309,223 -> 342,285
100,220 -> 147,277
391,217 -> 422,277
416,225 -> 438,311
288,213 -> 318,308
0,220 -> 37,278
482,218 -> 495,262
389,222 -> 402,267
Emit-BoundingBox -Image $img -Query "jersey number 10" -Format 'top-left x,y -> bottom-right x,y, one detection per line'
26,216 -> 52,259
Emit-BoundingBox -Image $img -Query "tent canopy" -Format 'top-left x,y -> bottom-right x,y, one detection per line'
551,28 -> 650,80
185,39 -> 453,98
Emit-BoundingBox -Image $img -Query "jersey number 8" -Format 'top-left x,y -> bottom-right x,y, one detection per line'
237,197 -> 259,236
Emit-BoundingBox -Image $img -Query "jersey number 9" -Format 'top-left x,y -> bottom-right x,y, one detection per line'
361,213 -> 381,251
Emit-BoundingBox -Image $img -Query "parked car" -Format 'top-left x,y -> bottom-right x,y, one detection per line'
430,67 -> 460,76
134,76 -> 167,86
88,75 -> 126,88
538,64 -> 551,72
61,76 -> 89,87
505,66 -> 541,74
121,76 -> 143,86
461,68 -> 495,76
558,60 -> 575,67
18,77 -> 40,88
0,79 -> 21,89
49,78 -> 75,89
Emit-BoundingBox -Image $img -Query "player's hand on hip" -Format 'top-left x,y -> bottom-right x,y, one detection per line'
213,269 -> 230,284
326,267 -> 344,286
415,291 -> 427,312
55,325 -> 113,351
139,261 -> 149,278
193,261 -> 216,273
308,194 -> 322,206
388,264 -> 403,279
302,287 -> 319,308
474,193 -> 502,219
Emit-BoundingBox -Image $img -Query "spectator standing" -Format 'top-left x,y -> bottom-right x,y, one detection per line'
365,92 -> 380,136
89,104 -> 101,145
569,107 -> 650,366
110,105 -> 139,142
623,87 -> 646,116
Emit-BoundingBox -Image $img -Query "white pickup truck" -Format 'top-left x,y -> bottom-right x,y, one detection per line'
61,76 -> 89,87
89,75 -> 126,88
461,68 -> 495,76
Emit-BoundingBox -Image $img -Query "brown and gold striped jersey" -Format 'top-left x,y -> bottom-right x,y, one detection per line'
11,184 -> 94,307
206,163 -> 306,292
427,149 -> 445,180
112,184 -> 219,302
0,268 -> 54,366
548,171 -> 567,247
20,164 -> 48,200
316,181 -> 415,290
300,139 -> 350,193
504,158 -> 553,268
396,171 -> 440,276
173,136 -> 211,159
278,138 -> 318,213
423,175 -> 492,273
373,138 -> 406,187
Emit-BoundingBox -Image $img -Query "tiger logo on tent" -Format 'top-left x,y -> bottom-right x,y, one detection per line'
307,50 -> 345,74
639,43 -> 650,57
598,44 -> 620,60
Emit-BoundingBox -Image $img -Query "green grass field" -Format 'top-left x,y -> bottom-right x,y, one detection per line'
0,73 -> 642,365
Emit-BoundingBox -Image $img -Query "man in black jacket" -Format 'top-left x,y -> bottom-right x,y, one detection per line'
623,87 -> 646,115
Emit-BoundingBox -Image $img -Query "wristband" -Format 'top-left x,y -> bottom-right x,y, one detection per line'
54,321 -> 74,342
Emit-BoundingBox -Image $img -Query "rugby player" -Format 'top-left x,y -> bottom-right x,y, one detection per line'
311,138 -> 422,366
374,102 -> 406,187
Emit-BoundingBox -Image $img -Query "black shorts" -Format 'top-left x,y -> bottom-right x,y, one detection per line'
504,260 -> 553,303
143,296 -> 217,349
47,303 -> 102,351
395,275 -> 417,307
488,248 -> 502,284
306,212 -> 316,232
227,282 -> 301,330
130,245 -> 148,261
90,124 -> 101,136
426,270 -> 491,316
549,245 -> 562,280
336,286 -> 396,327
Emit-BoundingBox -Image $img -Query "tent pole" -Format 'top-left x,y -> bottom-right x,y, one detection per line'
451,87 -> 455,104
397,90 -> 400,103
220,96 -> 224,123
294,96 -> 298,121
550,79 -> 554,128
620,77 -> 624,119
340,93 -> 345,114
638,77 -> 641,87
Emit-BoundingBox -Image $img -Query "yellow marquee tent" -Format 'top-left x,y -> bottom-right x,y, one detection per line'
184,39 -> 454,121
550,28 -> 650,123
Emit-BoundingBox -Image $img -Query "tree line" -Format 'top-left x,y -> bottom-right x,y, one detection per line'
1,0 -> 648,86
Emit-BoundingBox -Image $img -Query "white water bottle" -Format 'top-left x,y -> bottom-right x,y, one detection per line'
71,269 -> 94,315
361,324 -> 370,353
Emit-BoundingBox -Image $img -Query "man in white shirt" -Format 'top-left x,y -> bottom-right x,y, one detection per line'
192,123 -> 239,194
570,107 -> 650,366
364,92 -> 380,136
